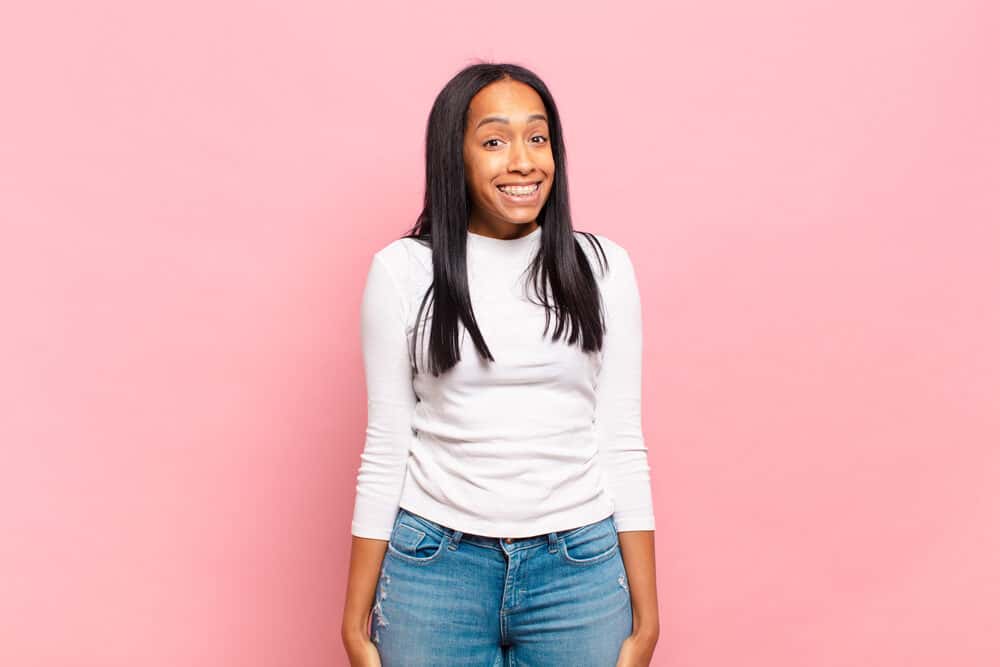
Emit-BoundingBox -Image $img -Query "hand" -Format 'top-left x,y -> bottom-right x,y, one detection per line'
615,632 -> 657,667
343,635 -> 381,667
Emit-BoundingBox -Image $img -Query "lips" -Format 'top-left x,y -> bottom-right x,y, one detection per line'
496,182 -> 541,194
495,181 -> 542,206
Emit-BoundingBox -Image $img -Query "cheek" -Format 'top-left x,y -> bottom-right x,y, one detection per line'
464,154 -> 490,182
542,156 -> 556,185
465,165 -> 497,205
469,167 -> 493,196
542,152 -> 556,174
462,145 -> 485,184
471,162 -> 504,194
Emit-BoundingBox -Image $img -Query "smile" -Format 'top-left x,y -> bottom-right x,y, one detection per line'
497,182 -> 540,195
496,182 -> 541,203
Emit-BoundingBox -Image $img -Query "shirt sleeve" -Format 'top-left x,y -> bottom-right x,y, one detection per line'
350,252 -> 417,540
594,244 -> 656,532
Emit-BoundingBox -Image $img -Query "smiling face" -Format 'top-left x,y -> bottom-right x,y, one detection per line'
463,78 -> 555,238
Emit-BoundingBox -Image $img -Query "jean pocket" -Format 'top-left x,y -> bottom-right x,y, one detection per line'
386,511 -> 449,565
557,517 -> 619,566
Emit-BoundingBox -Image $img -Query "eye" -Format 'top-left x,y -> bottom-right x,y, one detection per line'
531,135 -> 548,144
483,138 -> 504,148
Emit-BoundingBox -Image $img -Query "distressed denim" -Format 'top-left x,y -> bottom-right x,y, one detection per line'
369,507 -> 633,666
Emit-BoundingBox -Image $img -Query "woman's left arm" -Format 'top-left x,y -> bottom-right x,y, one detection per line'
589,238 -> 660,665
618,530 -> 660,661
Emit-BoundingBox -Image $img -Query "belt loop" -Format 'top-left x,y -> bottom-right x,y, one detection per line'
448,529 -> 464,550
547,531 -> 559,553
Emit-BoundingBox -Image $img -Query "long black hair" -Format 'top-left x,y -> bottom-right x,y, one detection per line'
402,62 -> 609,376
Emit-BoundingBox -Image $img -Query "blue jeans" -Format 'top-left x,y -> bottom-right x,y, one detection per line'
369,507 -> 634,666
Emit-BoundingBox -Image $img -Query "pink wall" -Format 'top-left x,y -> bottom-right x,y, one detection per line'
2,1 -> 997,665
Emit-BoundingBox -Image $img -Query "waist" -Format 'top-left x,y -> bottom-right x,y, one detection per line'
395,505 -> 615,549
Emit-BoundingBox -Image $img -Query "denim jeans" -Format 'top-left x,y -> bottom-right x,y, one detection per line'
369,507 -> 633,666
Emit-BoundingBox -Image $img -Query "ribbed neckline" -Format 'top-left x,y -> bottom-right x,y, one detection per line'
467,224 -> 541,252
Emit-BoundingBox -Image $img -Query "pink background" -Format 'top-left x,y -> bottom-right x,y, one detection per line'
2,1 -> 998,665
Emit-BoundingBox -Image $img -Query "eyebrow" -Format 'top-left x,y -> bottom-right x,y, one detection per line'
475,113 -> 549,130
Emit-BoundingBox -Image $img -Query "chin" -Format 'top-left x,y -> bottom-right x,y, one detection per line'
500,212 -> 540,223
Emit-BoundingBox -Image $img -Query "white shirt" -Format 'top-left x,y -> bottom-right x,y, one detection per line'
350,224 -> 655,539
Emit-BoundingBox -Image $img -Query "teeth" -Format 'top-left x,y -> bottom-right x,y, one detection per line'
498,183 -> 539,195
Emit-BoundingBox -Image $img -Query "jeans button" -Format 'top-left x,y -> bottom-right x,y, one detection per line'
504,537 -> 513,543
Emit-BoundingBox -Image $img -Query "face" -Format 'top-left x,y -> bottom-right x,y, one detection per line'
463,78 -> 555,237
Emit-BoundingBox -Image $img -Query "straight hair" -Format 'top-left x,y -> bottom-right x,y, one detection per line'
401,62 -> 609,376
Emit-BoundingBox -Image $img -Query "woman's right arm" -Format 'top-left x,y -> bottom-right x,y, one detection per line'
341,537 -> 389,662
342,250 -> 417,663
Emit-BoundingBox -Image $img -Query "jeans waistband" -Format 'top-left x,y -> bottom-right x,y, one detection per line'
397,507 -> 614,551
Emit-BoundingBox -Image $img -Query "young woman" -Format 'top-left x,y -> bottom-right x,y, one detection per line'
341,62 -> 659,667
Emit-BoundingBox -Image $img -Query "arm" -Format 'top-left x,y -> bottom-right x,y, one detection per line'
593,244 -> 660,646
342,537 -> 389,658
619,531 -> 660,646
342,252 -> 417,653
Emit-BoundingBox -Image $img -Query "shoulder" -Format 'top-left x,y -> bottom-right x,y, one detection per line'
573,230 -> 632,281
370,234 -> 432,285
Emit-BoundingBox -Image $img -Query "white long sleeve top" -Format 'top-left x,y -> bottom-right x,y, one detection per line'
350,225 -> 655,540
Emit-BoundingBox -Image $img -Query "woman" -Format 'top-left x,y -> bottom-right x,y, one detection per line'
341,62 -> 659,666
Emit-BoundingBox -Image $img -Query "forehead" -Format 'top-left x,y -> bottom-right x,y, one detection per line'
466,79 -> 547,125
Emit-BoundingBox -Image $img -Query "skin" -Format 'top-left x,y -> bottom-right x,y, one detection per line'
463,77 -> 554,240
342,78 -> 659,666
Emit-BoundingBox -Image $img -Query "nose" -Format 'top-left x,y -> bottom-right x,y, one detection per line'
507,140 -> 534,175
